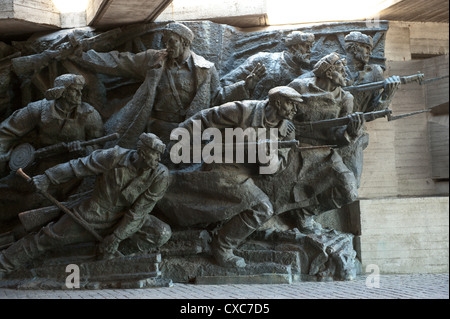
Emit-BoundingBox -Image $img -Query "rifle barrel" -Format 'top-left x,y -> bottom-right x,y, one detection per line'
35,132 -> 120,158
344,72 -> 424,92
388,109 -> 431,121
211,139 -> 299,149
422,74 -> 449,85
294,109 -> 392,130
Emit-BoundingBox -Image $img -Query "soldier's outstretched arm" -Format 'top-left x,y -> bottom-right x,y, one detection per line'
44,146 -> 129,186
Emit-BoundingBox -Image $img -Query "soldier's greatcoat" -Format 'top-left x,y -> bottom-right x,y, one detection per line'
80,49 -> 249,148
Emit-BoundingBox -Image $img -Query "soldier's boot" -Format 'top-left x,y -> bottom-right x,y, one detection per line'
211,201 -> 275,269
211,214 -> 255,268
209,197 -> 274,268
0,234 -> 40,277
0,227 -> 58,277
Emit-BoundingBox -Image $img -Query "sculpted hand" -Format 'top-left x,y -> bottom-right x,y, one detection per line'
31,174 -> 51,193
286,121 -> 296,136
382,75 -> 401,101
66,141 -> 85,154
0,148 -> 12,163
245,63 -> 266,92
346,112 -> 365,137
98,234 -> 121,260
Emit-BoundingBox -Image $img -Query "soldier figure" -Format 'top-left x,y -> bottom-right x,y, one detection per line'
160,86 -> 303,268
0,74 -> 104,220
221,31 -> 315,100
76,22 -> 264,148
344,31 -> 401,112
288,53 -> 366,233
0,133 -> 171,277
289,52 -> 353,122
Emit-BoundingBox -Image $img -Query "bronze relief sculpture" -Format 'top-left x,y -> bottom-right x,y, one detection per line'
0,20 -> 422,288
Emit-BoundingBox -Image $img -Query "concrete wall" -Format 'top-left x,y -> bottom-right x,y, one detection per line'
86,0 -> 104,25
359,197 -> 449,274
357,21 -> 449,274
385,21 -> 449,60
359,22 -> 449,198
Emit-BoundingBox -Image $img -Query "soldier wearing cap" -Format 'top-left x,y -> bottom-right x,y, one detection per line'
78,22 -> 258,148
344,31 -> 401,112
0,73 -> 104,220
0,133 -> 172,277
221,30 -> 315,100
289,52 -> 354,121
286,52 -> 366,233
158,86 -> 303,267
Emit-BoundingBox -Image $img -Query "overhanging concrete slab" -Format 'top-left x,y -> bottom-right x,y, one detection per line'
155,0 -> 268,28
0,0 -> 60,39
87,0 -> 172,28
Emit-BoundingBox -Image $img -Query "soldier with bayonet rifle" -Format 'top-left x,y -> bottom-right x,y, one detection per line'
344,31 -> 403,113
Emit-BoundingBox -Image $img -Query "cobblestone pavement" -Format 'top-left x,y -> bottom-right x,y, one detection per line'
0,273 -> 448,299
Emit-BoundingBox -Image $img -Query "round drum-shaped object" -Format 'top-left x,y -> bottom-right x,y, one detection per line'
9,143 -> 35,172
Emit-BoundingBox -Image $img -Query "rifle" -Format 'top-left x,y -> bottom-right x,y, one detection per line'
11,28 -> 122,78
16,168 -> 124,258
18,190 -> 92,232
235,139 -> 336,151
1,133 -> 120,172
16,168 -> 104,242
294,108 -> 431,131
198,139 -> 336,154
343,72 -> 425,93
194,139 -> 335,163
18,199 -> 81,232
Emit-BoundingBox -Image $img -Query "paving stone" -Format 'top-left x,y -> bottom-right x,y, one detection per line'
0,273 -> 447,299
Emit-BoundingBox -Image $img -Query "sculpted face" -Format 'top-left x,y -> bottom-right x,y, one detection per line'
329,59 -> 348,87
352,43 -> 371,64
163,33 -> 186,60
138,147 -> 160,170
277,98 -> 298,121
290,42 -> 313,66
61,83 -> 83,109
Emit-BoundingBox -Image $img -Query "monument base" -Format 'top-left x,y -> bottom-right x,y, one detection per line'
0,227 -> 360,289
